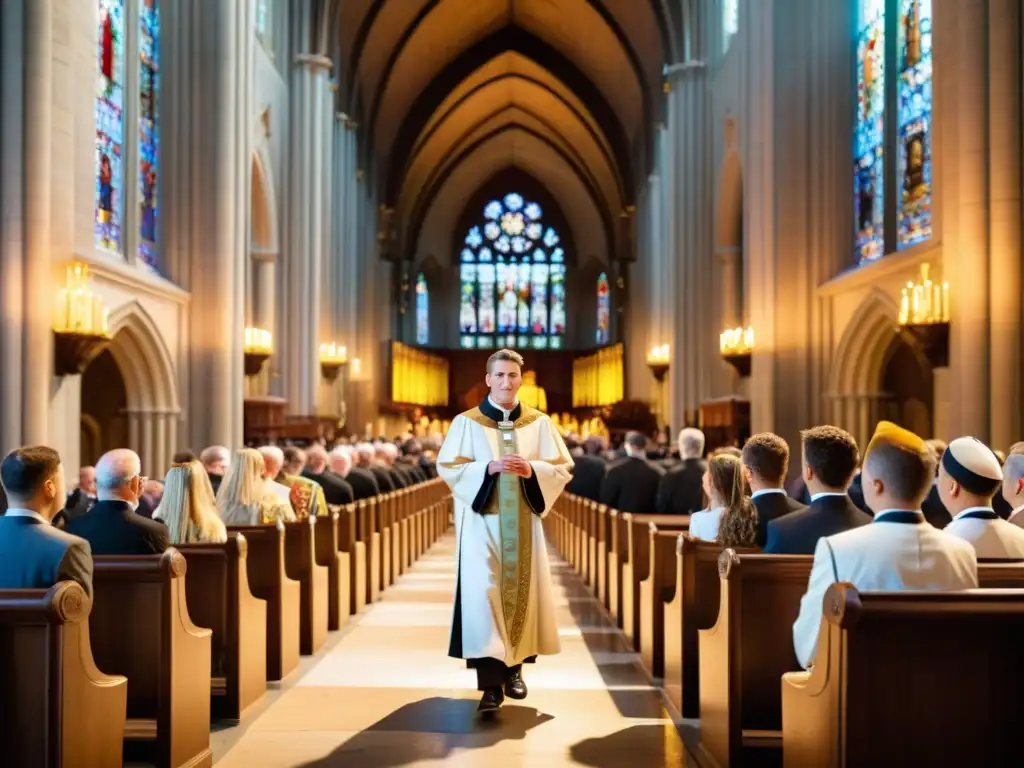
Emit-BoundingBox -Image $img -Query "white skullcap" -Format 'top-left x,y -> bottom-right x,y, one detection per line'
943,437 -> 1002,495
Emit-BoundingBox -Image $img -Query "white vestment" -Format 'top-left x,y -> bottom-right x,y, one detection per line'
438,403 -> 573,666
945,508 -> 1024,559
792,510 -> 978,668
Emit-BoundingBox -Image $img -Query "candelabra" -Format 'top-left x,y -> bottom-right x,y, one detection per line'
646,344 -> 670,382
720,326 -> 754,377
52,261 -> 112,376
897,263 -> 950,368
243,327 -> 273,377
319,342 -> 348,382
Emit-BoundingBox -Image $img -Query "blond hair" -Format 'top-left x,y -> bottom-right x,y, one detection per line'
157,461 -> 226,544
486,348 -> 524,373
708,453 -> 759,549
217,448 -> 270,525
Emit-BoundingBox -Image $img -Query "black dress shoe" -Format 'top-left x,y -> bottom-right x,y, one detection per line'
478,687 -> 505,713
504,669 -> 528,700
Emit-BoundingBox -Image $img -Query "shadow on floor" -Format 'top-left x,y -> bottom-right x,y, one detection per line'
569,723 -> 690,767
297,696 -> 554,768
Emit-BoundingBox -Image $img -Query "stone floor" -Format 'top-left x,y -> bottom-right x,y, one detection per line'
213,534 -> 692,767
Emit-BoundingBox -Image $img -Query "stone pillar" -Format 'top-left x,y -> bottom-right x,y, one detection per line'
717,246 -> 742,329
281,53 -> 331,417
667,56 -> 713,429
250,248 -> 278,397
23,0 -> 53,445
162,0 -> 252,450
0,0 -> 26,452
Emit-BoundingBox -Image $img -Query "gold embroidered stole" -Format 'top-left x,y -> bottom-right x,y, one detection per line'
496,419 -> 532,650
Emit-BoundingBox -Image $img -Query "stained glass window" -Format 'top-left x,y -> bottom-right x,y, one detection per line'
723,0 -> 739,51
415,273 -> 428,345
139,0 -> 160,273
855,0 -> 885,263
596,272 -> 610,345
459,193 -> 566,350
96,0 -> 125,253
897,0 -> 932,248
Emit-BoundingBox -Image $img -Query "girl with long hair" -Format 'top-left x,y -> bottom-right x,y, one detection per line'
689,452 -> 759,548
217,448 -> 293,526
154,460 -> 227,544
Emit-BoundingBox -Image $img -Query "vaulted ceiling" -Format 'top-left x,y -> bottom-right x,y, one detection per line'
329,0 -> 680,263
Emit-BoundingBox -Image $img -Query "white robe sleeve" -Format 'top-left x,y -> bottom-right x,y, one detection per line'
437,415 -> 494,510
792,536 -> 836,668
523,415 -> 575,519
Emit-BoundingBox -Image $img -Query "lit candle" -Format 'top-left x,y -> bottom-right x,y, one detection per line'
912,286 -> 921,323
924,279 -> 932,322
899,288 -> 909,325
102,307 -> 109,333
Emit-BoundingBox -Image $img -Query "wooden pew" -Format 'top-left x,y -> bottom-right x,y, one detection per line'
595,504 -> 610,606
0,582 -> 127,767
378,493 -> 393,590
337,503 -> 366,614
316,511 -> 350,631
362,498 -> 381,604
91,550 -> 213,768
283,517 -> 328,655
782,584 -> 1024,767
697,551 -> 812,768
638,524 -> 681,678
227,523 -> 300,681
608,509 -> 621,622
389,491 -> 403,583
663,536 -> 755,718
176,534 -> 268,722
621,513 -> 691,650
978,561 -> 1024,586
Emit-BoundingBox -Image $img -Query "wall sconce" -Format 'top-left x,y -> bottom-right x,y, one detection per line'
52,261 -> 112,376
897,263 -> 949,367
646,344 -> 670,382
243,327 -> 273,377
720,326 -> 754,377
319,342 -> 348,382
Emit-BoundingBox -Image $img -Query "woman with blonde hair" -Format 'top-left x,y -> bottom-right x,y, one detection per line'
217,448 -> 293,526
154,461 -> 227,544
688,452 -> 759,548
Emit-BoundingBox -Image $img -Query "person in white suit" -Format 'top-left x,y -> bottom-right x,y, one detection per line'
942,437 -> 1024,559
792,422 -> 978,668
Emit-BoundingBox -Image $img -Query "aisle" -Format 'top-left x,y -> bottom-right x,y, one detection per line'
215,534 -> 691,767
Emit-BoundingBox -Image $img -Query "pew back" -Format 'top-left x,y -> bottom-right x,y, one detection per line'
0,582 -> 127,768
783,585 -> 1024,766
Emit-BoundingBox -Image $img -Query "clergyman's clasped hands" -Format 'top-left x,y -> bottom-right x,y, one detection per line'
487,455 -> 534,478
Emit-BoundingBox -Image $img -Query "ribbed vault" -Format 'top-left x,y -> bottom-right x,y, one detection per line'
327,0 -> 677,263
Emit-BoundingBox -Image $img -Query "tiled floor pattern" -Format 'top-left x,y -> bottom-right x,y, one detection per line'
215,534 -> 691,767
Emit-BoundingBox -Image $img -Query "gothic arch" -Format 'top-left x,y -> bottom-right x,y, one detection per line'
250,145 -> 279,253
107,300 -> 180,415
828,288 -> 900,397
715,115 -> 743,250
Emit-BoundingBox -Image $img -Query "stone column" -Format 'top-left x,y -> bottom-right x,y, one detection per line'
281,52 -> 331,417
717,246 -> 741,329
667,56 -> 713,428
251,247 -> 278,397
162,0 -> 252,450
23,0 -> 53,445
0,0 -> 27,452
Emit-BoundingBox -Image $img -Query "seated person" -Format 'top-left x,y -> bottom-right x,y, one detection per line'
277,447 -> 326,519
0,446 -> 93,597
64,449 -> 169,555
690,453 -> 745,542
332,447 -> 379,501
60,465 -> 97,524
200,445 -> 230,495
920,439 -> 953,528
710,453 -> 760,549
942,437 -> 1024,559
1003,442 -> 1024,527
218,448 -> 294,526
154,460 -> 227,544
764,426 -> 871,554
303,444 -> 354,505
599,432 -> 665,514
655,428 -> 707,516
792,422 -> 978,668
741,432 -> 805,547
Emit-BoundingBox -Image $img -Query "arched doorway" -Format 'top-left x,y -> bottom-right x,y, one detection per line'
80,349 -> 129,465
880,334 -> 933,437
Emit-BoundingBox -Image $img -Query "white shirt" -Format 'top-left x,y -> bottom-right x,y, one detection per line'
4,507 -> 49,525
945,507 -> 1024,559
688,507 -> 724,542
265,477 -> 292,504
751,488 -> 786,500
810,491 -> 848,503
487,396 -> 520,420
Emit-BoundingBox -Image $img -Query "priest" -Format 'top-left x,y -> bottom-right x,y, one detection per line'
438,349 -> 574,714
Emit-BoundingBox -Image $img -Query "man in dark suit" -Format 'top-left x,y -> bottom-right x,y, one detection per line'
764,426 -> 871,554
331,448 -> 379,500
567,437 -> 607,502
64,449 -> 169,555
303,445 -> 354,505
376,443 -> 409,489
398,439 -> 430,483
356,442 -> 395,492
600,432 -> 665,513
59,465 -> 98,525
655,427 -> 707,515
0,446 -> 93,598
920,439 -> 953,528
200,445 -> 230,496
741,432 -> 805,547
